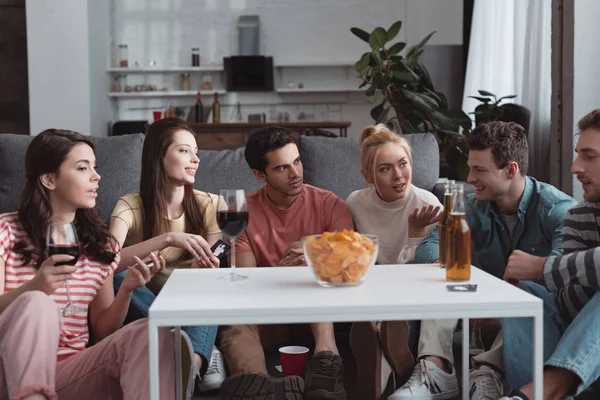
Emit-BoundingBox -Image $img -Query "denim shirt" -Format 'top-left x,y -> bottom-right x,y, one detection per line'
415,177 -> 577,279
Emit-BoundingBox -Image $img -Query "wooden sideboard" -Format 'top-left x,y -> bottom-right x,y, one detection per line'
189,121 -> 351,150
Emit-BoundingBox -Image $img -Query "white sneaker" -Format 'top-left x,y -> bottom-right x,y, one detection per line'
469,365 -> 504,399
197,348 -> 227,392
498,397 -> 524,400
388,359 -> 459,399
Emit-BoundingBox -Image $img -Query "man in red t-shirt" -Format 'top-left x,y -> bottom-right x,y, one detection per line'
218,127 -> 354,400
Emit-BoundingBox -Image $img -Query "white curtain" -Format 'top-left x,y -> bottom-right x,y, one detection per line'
462,0 -> 552,182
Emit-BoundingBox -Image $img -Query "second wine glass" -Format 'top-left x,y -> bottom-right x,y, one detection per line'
217,189 -> 249,281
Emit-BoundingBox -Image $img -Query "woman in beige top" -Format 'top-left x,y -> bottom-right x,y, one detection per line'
109,118 -> 225,396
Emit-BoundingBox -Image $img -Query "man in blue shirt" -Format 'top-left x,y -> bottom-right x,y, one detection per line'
389,121 -> 575,400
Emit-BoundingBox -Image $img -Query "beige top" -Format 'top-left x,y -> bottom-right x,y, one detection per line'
110,190 -> 221,293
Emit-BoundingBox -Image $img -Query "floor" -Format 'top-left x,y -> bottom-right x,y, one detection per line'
192,327 -> 598,400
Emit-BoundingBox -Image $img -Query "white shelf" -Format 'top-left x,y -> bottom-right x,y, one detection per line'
107,66 -> 223,73
276,87 -> 362,94
274,62 -> 355,68
108,90 -> 226,98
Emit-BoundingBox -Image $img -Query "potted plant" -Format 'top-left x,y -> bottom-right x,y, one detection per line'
470,90 -> 531,132
350,21 -> 472,180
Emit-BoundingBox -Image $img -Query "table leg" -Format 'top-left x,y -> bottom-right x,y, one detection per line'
150,321 -> 160,400
533,312 -> 544,399
175,326 -> 182,400
462,318 -> 469,400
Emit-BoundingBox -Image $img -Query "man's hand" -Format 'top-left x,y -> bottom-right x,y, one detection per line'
504,250 -> 547,283
279,242 -> 306,267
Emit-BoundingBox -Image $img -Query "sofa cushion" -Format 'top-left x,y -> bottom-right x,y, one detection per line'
0,133 -> 144,222
94,134 -> 144,221
196,148 -> 262,195
0,134 -> 32,214
299,136 -> 366,201
298,133 -> 440,200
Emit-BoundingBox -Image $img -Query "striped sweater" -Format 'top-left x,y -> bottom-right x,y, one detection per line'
543,202 -> 600,320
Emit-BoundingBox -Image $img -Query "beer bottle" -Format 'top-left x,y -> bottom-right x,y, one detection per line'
439,180 -> 454,268
446,183 -> 471,281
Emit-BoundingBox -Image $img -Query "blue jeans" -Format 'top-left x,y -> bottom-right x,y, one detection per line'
503,281 -> 600,396
113,271 -> 218,374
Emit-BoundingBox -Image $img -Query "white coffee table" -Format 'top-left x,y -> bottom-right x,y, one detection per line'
149,264 -> 543,399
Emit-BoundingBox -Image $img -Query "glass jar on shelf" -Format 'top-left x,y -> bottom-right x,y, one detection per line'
202,75 -> 213,91
181,73 -> 190,91
191,48 -> 200,67
118,44 -> 128,68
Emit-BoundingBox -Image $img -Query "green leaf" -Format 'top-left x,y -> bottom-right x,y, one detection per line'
372,51 -> 383,68
401,88 -> 439,111
350,27 -> 371,43
468,96 -> 491,103
406,31 -> 436,58
400,118 -> 420,134
413,62 -> 433,90
497,94 -> 517,103
355,53 -> 371,73
370,101 -> 386,121
365,86 -> 376,97
376,107 -> 391,124
388,42 -> 407,56
392,70 -> 416,83
369,27 -> 388,51
478,90 -> 495,97
387,21 -> 402,42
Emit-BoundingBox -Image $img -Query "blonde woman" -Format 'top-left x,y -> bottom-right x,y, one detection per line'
346,124 -> 457,400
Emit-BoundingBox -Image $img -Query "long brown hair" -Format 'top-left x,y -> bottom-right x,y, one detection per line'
14,129 -> 118,267
140,118 -> 207,261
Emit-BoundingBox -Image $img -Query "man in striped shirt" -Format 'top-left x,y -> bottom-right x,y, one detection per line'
500,109 -> 600,400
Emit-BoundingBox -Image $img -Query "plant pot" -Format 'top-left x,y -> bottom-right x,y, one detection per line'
499,103 -> 531,134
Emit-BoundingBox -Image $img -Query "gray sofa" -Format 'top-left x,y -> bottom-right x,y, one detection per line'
0,133 -> 443,220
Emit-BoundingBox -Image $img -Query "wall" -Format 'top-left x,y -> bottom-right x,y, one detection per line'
572,0 -> 600,201
25,0 -> 464,138
88,0 -> 112,136
26,0 -> 92,135
110,0 -> 464,137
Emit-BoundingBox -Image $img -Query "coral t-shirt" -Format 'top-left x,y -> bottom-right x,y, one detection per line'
0,212 -> 120,361
236,184 -> 354,267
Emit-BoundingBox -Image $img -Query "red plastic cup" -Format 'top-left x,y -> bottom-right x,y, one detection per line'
152,111 -> 162,121
279,346 -> 309,378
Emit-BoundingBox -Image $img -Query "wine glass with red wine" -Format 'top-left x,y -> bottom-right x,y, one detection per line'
47,223 -> 84,315
217,189 -> 249,281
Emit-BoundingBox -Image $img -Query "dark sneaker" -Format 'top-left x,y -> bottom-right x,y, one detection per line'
305,351 -> 346,400
219,373 -> 304,400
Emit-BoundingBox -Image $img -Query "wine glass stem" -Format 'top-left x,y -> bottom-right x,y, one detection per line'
66,280 -> 72,306
231,238 -> 236,271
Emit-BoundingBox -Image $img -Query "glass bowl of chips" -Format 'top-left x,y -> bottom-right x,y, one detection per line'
302,230 -> 379,287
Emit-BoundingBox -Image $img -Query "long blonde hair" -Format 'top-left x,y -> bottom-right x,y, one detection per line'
359,124 -> 412,181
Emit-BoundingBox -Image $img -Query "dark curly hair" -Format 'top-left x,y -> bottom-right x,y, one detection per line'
244,126 -> 297,172
14,129 -> 118,267
466,121 -> 529,176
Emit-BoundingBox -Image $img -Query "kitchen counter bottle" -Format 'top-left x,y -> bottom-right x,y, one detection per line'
212,92 -> 221,124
